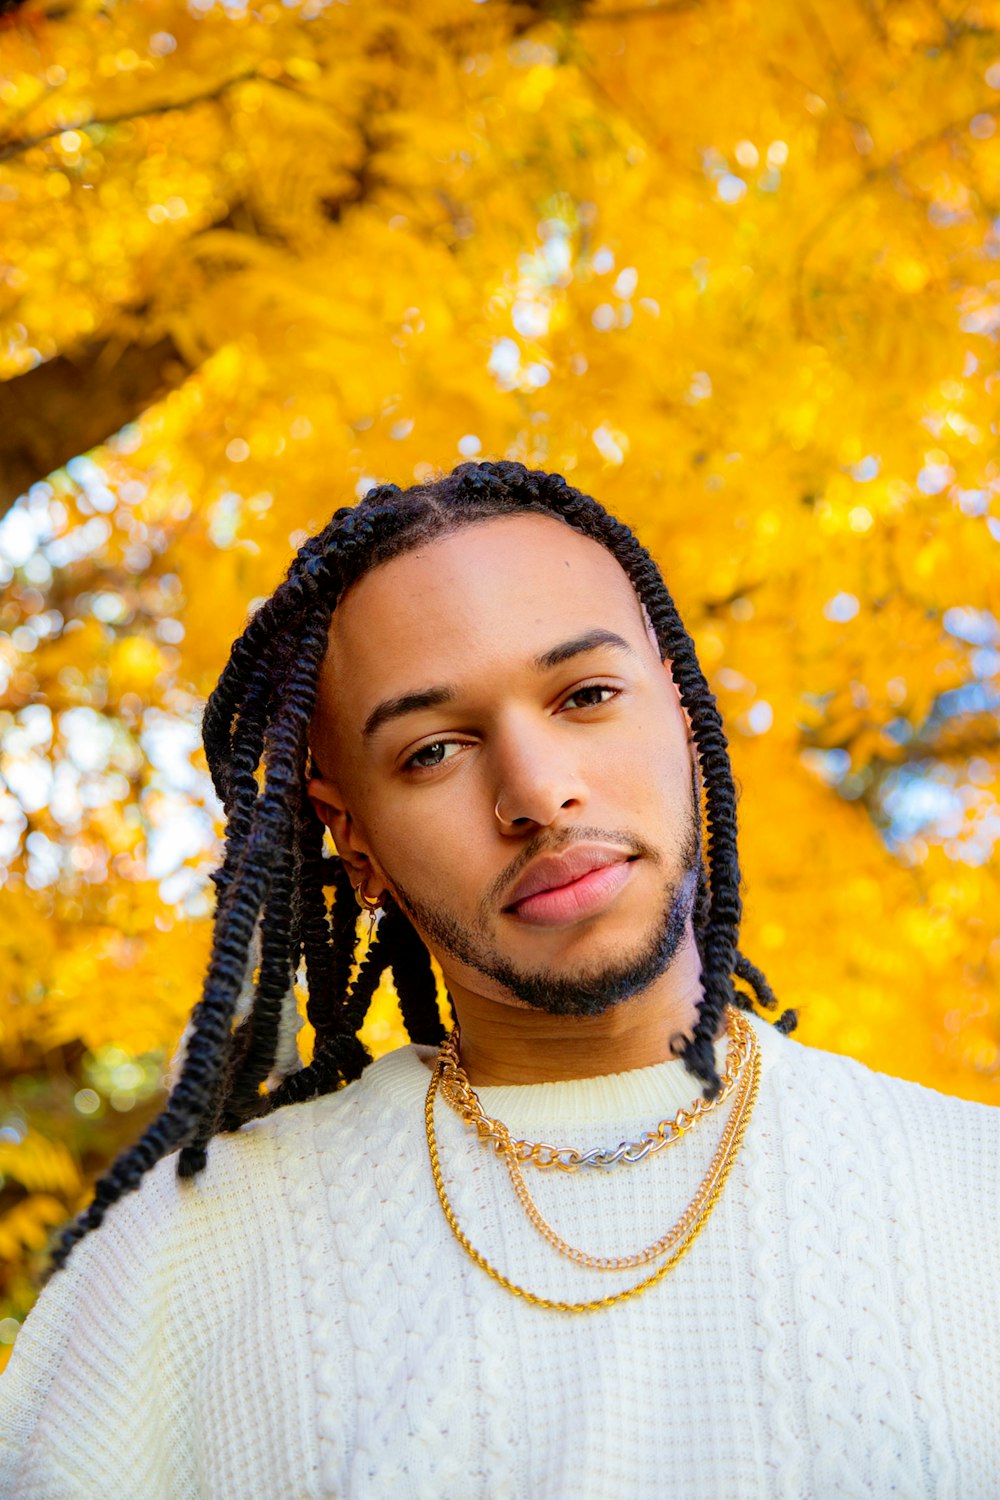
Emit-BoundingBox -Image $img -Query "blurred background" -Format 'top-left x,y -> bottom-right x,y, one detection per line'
1,0 -> 999,1360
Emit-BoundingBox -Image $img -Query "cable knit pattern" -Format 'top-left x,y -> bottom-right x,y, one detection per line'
1,1011 -> 998,1499
862,1065 -> 957,1499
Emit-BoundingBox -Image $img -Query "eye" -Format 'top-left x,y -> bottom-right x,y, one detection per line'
561,683 -> 621,710
403,739 -> 465,772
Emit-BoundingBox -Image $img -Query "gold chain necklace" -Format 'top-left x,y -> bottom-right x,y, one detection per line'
424,1006 -> 762,1314
499,1010 -> 757,1269
437,1003 -> 752,1171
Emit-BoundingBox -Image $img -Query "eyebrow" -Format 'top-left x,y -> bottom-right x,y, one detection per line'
361,628 -> 637,742
361,685 -> 456,744
534,628 -> 635,672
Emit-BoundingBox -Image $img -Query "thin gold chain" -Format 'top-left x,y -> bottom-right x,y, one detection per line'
499,1012 -> 758,1268
424,1014 -> 762,1314
436,1004 -> 752,1171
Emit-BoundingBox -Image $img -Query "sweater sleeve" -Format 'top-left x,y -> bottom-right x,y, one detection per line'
0,1152 -> 203,1500
0,1110 -> 326,1500
886,1072 -> 1000,1491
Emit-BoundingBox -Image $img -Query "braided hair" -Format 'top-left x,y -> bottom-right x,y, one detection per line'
48,459 -> 796,1275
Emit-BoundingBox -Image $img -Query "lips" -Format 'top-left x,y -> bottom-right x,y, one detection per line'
504,844 -> 634,909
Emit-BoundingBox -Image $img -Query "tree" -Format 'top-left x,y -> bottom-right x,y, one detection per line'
1,0 -> 998,1356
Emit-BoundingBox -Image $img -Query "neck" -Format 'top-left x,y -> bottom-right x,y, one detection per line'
439,925 -> 724,1086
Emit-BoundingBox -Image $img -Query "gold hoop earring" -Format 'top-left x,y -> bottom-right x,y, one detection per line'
354,882 -> 382,911
352,878 -> 383,938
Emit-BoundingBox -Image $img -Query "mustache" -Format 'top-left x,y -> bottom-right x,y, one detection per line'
480,826 -> 662,915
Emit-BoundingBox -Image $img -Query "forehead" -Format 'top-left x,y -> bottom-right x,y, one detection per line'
317,511 -> 648,730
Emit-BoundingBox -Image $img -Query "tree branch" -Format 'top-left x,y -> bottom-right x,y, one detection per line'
0,333 -> 191,515
0,68 -> 260,165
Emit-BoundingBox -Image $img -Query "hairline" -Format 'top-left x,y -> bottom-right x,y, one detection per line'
313,506 -> 662,767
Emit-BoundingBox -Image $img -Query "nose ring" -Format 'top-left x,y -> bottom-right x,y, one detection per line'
495,799 -> 515,827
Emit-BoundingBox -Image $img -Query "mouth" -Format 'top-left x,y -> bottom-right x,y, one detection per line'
504,854 -> 639,929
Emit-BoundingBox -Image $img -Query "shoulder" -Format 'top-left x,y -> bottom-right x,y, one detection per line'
79,1052 -> 419,1266
8,1071 -> 376,1327
755,1011 -> 1000,1204
0,1062 -> 417,1494
774,1016 -> 998,1119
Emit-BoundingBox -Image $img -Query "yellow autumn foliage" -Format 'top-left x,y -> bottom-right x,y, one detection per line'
0,1195 -> 72,1264
0,1132 -> 81,1199
0,0 -> 998,1347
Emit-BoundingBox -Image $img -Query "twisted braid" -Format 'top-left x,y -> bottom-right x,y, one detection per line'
48,462 -> 794,1276
188,572 -> 333,1147
369,900 -> 447,1048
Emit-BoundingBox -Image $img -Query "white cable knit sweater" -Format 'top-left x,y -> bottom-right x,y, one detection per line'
2,1009 -> 999,1499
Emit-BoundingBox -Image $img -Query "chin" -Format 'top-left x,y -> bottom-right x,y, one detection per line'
506,910 -> 649,956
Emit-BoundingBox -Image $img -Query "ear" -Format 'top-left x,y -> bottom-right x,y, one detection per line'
306,770 -> 386,891
638,599 -> 691,730
673,675 -> 694,739
656,651 -> 695,738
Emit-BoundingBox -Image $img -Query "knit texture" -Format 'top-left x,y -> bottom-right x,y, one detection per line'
1,1010 -> 998,1499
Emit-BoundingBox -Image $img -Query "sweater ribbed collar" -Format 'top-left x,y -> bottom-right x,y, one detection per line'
362,1007 -> 786,1133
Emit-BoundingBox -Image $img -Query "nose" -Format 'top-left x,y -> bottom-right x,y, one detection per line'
493,717 -> 588,832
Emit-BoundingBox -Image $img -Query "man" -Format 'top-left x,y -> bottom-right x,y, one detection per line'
2,459 -> 998,1498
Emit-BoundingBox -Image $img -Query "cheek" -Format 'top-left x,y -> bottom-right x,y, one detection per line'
366,791 -> 490,902
596,709 -> 688,803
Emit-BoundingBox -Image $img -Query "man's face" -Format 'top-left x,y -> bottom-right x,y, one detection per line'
307,511 -> 702,1018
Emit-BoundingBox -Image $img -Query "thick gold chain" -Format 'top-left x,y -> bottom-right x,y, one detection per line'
424,1009 -> 762,1314
437,1003 -> 751,1171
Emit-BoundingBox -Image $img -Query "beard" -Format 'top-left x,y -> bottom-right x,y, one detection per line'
384,772 -> 704,1020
